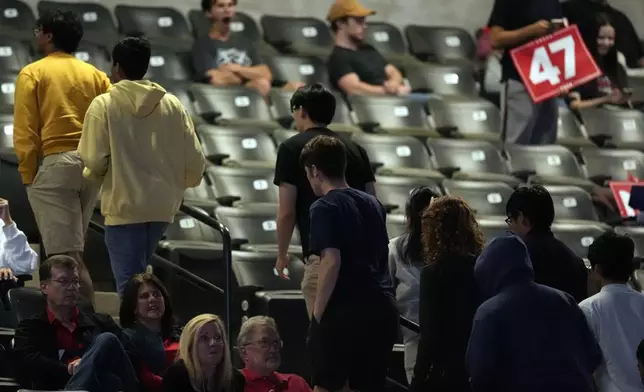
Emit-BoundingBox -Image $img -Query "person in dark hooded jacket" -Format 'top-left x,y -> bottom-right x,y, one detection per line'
466,234 -> 602,392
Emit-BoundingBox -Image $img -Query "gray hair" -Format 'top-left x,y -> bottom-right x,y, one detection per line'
237,316 -> 278,348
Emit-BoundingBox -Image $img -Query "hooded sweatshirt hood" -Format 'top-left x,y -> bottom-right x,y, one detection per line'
474,234 -> 534,300
109,79 -> 167,118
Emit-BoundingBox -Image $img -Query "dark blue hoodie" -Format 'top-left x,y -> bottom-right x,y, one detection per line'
466,235 -> 602,392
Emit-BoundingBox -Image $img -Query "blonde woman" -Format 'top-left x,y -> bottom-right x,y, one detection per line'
163,314 -> 244,392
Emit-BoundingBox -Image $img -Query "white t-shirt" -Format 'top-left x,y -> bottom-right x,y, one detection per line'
0,220 -> 38,275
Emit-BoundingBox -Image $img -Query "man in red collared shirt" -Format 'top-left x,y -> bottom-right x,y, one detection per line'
238,316 -> 311,392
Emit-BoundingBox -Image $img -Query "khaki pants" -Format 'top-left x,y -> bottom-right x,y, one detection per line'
301,255 -> 320,319
27,151 -> 101,255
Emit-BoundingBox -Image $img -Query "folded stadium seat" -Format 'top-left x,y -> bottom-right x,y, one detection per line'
627,75 -> 644,105
351,133 -> 444,179
144,50 -> 193,82
0,74 -> 16,112
270,90 -> 360,134
348,95 -> 437,137
216,204 -> 301,254
364,22 -> 425,70
427,95 -> 500,142
582,148 -> 644,185
206,165 -> 278,206
264,55 -> 329,86
386,214 -> 406,239
114,5 -> 194,52
477,218 -> 510,245
183,177 -> 219,216
374,175 -> 442,213
272,129 -> 297,146
73,42 -> 111,73
189,84 -> 279,129
404,25 -> 475,65
504,144 -> 595,191
196,125 -> 276,168
426,138 -> 520,186
579,107 -> 644,150
37,1 -> 118,47
615,227 -> 644,257
556,106 -> 594,151
0,0 -> 35,42
543,185 -> 606,226
156,80 -> 201,124
0,114 -> 12,151
260,16 -> 333,59
551,222 -> 607,259
442,180 -> 514,218
405,62 -> 477,96
0,37 -> 30,74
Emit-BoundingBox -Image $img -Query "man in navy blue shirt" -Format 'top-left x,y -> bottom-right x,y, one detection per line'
301,135 -> 398,392
487,0 -> 564,145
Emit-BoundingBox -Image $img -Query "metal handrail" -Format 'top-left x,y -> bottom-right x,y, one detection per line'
179,204 -> 233,337
400,315 -> 420,333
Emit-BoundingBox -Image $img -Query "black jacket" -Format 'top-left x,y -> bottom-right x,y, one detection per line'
163,360 -> 245,392
523,229 -> 589,303
13,309 -> 126,390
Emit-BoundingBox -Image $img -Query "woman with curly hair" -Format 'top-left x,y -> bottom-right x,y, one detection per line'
409,196 -> 484,392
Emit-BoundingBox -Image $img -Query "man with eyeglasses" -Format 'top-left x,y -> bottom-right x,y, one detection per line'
12,255 -> 140,392
238,316 -> 311,392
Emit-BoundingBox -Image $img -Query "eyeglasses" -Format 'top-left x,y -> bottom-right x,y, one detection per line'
51,279 -> 81,288
244,339 -> 283,350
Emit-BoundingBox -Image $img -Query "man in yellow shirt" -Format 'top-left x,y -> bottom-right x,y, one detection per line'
13,9 -> 111,303
78,37 -> 206,296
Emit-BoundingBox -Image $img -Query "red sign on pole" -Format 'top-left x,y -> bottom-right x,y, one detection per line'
510,25 -> 602,103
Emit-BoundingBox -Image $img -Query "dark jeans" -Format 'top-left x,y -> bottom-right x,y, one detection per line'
66,332 -> 139,392
104,221 -> 168,296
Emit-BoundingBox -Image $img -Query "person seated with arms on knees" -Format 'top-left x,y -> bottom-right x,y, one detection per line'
568,14 -> 631,111
466,235 -> 603,392
563,0 -> 644,69
326,0 -> 411,97
163,313 -> 245,392
579,232 -> 644,392
0,198 -> 38,283
12,255 -> 140,392
506,185 -> 589,303
238,316 -> 311,392
120,273 -> 181,392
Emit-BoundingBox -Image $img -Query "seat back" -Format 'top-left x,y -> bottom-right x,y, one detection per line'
7,287 -> 44,323
364,22 -> 408,57
374,176 -> 442,211
197,125 -> 277,164
38,1 -> 117,45
557,106 -> 586,141
407,63 -> 476,96
265,55 -> 328,85
161,81 -> 197,117
478,218 -> 510,245
272,129 -> 297,146
505,145 -> 585,179
349,96 -> 430,131
190,85 -> 273,123
386,214 -> 406,239
217,205 -> 300,245
0,114 -> 13,149
545,185 -> 599,222
73,43 -> 111,73
145,50 -> 192,82
426,139 -> 508,175
583,149 -> 644,182
164,211 -> 221,243
405,25 -> 475,62
0,74 -> 17,111
207,166 -> 278,204
352,133 -> 433,169
114,5 -> 193,50
551,223 -> 606,259
232,251 -> 304,290
260,16 -> 332,55
442,180 -> 513,217
428,96 -> 500,137
581,108 -> 644,144
0,38 -> 30,73
0,0 -> 35,40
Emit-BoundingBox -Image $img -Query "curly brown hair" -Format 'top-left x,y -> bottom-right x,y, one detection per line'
421,196 -> 485,265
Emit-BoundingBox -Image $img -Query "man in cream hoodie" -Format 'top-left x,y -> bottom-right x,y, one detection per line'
78,37 -> 206,296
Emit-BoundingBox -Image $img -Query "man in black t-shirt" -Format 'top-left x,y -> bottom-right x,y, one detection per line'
487,0 -> 563,145
273,83 -> 375,318
326,0 -> 410,97
302,135 -> 398,392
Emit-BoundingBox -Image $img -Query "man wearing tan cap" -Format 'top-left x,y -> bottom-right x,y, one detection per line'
326,0 -> 411,97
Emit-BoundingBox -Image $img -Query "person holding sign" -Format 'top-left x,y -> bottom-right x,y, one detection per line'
487,0 -> 564,145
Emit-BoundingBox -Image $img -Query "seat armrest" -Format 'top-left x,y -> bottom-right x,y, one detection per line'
436,125 -> 459,138
438,166 -> 461,178
216,196 -> 242,207
512,170 -> 537,182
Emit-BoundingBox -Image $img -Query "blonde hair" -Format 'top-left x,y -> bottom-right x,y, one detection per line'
176,314 -> 233,392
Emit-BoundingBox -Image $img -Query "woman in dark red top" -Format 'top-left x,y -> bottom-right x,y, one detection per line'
120,273 -> 180,392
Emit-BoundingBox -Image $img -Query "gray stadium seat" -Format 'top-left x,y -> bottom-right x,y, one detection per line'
505,144 -> 593,190
406,63 -> 477,96
442,180 -> 513,218
196,125 -> 276,167
73,43 -> 111,73
144,50 -> 192,82
190,85 -> 279,128
0,74 -> 16,112
0,0 -> 35,41
38,1 -> 118,47
583,148 -> 644,184
427,96 -> 500,141
543,185 -> 601,224
556,106 -> 594,150
364,22 -> 424,69
114,5 -> 194,51
352,133 -> 443,179
374,175 -> 442,213
551,223 -> 606,259
260,16 -> 333,59
477,218 -> 510,245
272,129 -> 298,146
0,37 -> 30,73
183,177 -> 219,215
348,95 -> 436,137
265,55 -> 328,86
159,81 -> 199,121
0,114 -> 13,150
404,25 -> 475,64
163,211 -> 221,244
580,108 -> 644,149
426,138 -> 519,186
386,214 -> 406,239
615,226 -> 644,257
206,165 -> 278,205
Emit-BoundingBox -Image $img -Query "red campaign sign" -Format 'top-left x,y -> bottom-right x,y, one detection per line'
510,25 -> 602,103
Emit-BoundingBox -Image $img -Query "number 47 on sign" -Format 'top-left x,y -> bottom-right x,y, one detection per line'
511,25 -> 602,103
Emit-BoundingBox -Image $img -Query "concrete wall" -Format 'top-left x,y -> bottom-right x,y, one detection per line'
20,0 -> 644,38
